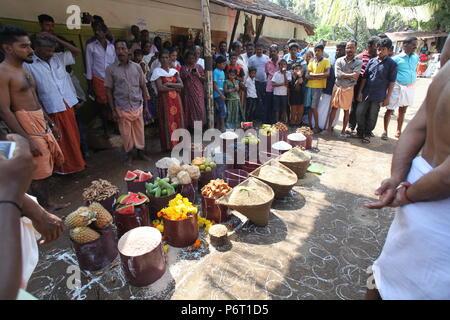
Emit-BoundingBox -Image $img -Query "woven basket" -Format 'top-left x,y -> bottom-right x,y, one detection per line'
216,177 -> 274,226
277,148 -> 312,179
249,159 -> 297,199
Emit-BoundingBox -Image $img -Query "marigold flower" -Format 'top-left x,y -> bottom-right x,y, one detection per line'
193,239 -> 201,247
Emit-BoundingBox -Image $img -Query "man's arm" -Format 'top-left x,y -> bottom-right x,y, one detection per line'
365,101 -> 427,209
42,33 -> 81,57
0,135 -> 36,300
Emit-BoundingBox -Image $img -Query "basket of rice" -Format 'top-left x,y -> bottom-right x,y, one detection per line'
216,177 -> 274,226
249,159 -> 297,199
277,147 -> 312,179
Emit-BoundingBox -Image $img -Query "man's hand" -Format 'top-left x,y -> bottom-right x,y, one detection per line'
32,211 -> 64,245
36,32 -> 57,41
364,178 -> 401,209
29,139 -> 42,157
382,96 -> 391,107
51,126 -> 61,141
220,94 -> 227,101
357,92 -> 363,103
112,109 -> 119,122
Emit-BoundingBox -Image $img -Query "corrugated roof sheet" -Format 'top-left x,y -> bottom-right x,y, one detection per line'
211,0 -> 315,35
385,30 -> 448,42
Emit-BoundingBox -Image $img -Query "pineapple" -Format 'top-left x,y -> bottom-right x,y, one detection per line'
64,207 -> 97,229
70,227 -> 101,244
89,202 -> 113,229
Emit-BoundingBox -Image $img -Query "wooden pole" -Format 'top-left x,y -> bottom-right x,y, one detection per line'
254,15 -> 265,43
202,0 -> 214,129
228,10 -> 241,53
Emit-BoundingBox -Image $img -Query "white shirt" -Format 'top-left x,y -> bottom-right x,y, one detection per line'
85,39 -> 116,80
143,53 -> 155,66
24,51 -> 78,114
197,58 -> 205,69
272,71 -> 292,96
245,77 -> 257,98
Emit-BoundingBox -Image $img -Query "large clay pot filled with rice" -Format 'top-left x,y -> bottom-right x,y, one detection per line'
288,133 -> 307,149
118,227 -> 166,287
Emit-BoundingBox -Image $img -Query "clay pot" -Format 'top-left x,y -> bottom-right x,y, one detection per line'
201,196 -> 230,223
71,225 -> 118,271
304,133 -> 313,150
163,213 -> 199,247
288,133 -> 307,148
126,177 -> 154,194
95,193 -> 118,214
148,193 -> 177,218
115,204 -> 151,239
118,227 -> 166,287
180,183 -> 196,203
198,170 -> 216,190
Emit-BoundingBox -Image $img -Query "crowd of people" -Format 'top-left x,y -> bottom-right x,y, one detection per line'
0,13 -> 426,210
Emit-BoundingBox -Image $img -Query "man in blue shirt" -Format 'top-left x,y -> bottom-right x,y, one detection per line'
383,37 -> 419,139
356,38 -> 397,143
213,55 -> 227,131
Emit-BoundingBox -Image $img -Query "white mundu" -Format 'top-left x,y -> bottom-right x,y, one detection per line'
372,156 -> 450,299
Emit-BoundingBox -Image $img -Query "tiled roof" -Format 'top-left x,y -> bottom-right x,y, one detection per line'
211,0 -> 315,35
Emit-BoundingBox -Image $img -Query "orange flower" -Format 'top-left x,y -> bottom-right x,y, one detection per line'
193,239 -> 201,248
157,211 -> 163,218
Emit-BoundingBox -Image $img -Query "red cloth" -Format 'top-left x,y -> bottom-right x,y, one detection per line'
51,102 -> 85,174
157,76 -> 185,151
92,75 -> 107,104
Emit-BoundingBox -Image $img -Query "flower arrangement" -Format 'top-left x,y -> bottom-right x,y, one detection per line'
157,194 -> 198,220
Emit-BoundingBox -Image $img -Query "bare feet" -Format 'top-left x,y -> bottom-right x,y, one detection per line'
395,131 -> 401,138
124,152 -> 133,166
136,150 -> 151,162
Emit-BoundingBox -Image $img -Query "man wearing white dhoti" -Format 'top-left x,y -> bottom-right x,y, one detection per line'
364,36 -> 450,300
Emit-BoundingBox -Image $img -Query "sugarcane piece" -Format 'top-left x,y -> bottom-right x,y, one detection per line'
208,224 -> 229,247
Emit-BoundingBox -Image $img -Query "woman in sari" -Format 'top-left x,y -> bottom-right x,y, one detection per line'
180,50 -> 205,130
150,50 -> 185,151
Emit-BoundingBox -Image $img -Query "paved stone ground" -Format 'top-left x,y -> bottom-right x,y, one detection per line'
26,78 -> 431,300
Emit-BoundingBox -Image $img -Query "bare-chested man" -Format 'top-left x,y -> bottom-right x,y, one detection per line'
0,24 -> 68,210
364,35 -> 450,299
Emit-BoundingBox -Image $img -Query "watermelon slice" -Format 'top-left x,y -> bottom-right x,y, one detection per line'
133,169 -> 145,175
124,171 -> 138,182
138,172 -> 152,182
116,203 -> 135,215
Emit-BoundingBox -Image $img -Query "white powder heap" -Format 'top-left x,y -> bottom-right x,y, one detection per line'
220,131 -> 238,140
272,141 -> 292,151
118,227 -> 161,257
287,133 -> 306,142
258,165 -> 297,185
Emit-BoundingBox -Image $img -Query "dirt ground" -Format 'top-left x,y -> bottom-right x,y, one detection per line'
26,78 -> 431,300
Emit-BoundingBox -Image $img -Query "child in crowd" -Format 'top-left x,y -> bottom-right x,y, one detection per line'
226,52 -> 245,82
213,56 -> 227,131
133,49 -> 154,125
224,68 -> 244,128
245,67 -> 258,122
271,59 -> 291,123
289,63 -> 304,125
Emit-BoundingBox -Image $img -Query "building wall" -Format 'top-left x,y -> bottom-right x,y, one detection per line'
0,0 -> 308,42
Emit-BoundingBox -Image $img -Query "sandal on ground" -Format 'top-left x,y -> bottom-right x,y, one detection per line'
395,131 -> 401,138
361,137 -> 370,144
381,132 -> 388,140
339,132 -> 350,139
